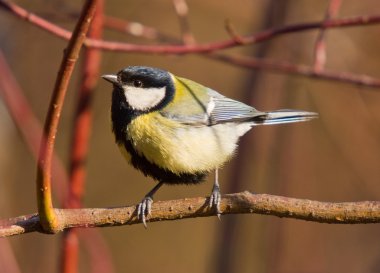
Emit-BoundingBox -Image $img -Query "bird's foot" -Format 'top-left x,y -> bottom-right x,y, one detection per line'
137,196 -> 153,228
209,183 -> 221,219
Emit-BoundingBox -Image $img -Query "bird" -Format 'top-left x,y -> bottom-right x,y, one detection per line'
102,66 -> 317,227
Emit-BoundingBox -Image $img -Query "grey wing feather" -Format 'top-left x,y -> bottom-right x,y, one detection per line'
160,88 -> 266,126
207,89 -> 266,125
160,111 -> 207,125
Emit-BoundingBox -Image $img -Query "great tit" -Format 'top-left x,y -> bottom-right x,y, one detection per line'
102,66 -> 317,226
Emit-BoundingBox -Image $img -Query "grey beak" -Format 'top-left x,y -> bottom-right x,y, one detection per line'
102,74 -> 118,85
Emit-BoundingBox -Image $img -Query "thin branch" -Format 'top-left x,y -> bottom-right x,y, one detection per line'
0,1 -> 72,40
0,239 -> 21,273
2,1 -> 380,54
2,1 -> 380,88
313,0 -> 343,71
84,14 -> 380,53
172,0 -> 195,44
67,2 -> 103,210
61,230 -> 79,273
0,41 -> 114,273
224,19 -> 251,45
0,50 -> 68,203
211,54 -> 380,88
102,15 -> 380,89
36,0 -> 97,233
61,2 -> 104,273
104,16 -> 177,42
1,192 -> 379,238
79,229 -> 115,273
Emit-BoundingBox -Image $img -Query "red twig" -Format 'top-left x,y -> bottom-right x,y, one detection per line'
79,229 -> 115,273
172,0 -> 195,44
0,239 -> 21,273
86,14 -> 380,53
67,1 -> 104,210
2,1 -> 379,88
0,3 -> 112,271
224,20 -> 249,44
104,16 -> 177,42
0,50 -> 68,203
0,39 -> 114,273
36,0 -> 97,233
61,230 -> 79,273
61,2 -> 104,273
102,15 -> 380,89
2,1 -> 380,54
0,1 -> 71,40
313,0 -> 343,71
212,54 -> 380,88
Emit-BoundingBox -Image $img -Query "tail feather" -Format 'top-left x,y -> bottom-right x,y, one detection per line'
253,109 -> 318,125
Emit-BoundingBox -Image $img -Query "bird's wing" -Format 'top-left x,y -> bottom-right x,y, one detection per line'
159,76 -> 266,126
206,89 -> 266,125
159,76 -> 317,126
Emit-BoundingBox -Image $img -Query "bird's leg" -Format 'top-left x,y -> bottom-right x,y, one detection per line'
209,169 -> 221,219
137,181 -> 164,228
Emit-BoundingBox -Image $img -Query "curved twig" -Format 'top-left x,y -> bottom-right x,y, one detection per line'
36,0 -> 97,233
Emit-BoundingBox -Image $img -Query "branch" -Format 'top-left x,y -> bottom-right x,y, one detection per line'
0,35 -> 114,273
0,239 -> 21,273
0,36 -> 114,273
212,54 -> 380,88
172,0 -> 195,44
61,2 -> 104,273
2,1 -> 380,88
1,192 -> 379,238
85,14 -> 380,53
36,0 -> 97,233
104,16 -> 177,42
102,15 -> 380,88
0,50 -> 69,203
67,1 -> 103,210
2,1 -> 380,54
313,0 -> 343,71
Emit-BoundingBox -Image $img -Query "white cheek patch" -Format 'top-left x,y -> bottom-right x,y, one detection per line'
123,86 -> 166,110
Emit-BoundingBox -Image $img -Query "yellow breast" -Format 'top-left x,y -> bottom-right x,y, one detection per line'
125,113 -> 246,174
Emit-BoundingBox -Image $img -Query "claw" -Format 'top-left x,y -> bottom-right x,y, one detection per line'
135,182 -> 164,228
209,172 -> 221,219
210,184 -> 221,219
137,196 -> 153,228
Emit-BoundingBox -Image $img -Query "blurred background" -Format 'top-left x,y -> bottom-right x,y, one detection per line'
1,0 -> 380,272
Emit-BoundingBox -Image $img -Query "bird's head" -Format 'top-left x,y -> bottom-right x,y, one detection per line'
102,66 -> 175,112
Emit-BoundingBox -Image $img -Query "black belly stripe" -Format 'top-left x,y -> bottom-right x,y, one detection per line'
122,138 -> 207,185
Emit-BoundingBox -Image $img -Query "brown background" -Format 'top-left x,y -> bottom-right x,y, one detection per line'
0,0 -> 380,272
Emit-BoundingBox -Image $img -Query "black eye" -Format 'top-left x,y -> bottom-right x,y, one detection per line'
132,79 -> 143,88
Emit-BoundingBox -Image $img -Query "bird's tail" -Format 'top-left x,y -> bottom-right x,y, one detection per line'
253,109 -> 318,125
